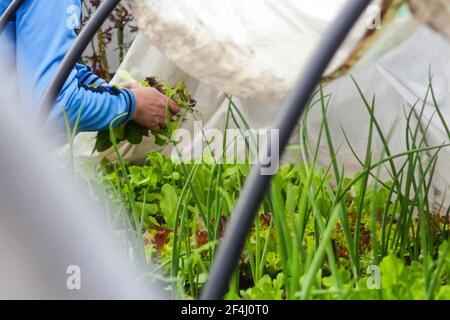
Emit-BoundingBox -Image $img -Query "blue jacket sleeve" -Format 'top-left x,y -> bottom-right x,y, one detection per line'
75,63 -> 107,86
14,0 -> 135,132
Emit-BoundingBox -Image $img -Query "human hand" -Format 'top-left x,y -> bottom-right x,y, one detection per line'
131,87 -> 181,131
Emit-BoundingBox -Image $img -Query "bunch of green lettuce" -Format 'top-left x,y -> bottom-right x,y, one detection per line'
94,77 -> 197,152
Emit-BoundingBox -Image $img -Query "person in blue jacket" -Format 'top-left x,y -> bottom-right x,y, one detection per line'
0,0 -> 180,133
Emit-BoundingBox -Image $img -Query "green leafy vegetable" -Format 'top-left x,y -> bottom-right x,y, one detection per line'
160,184 -> 179,228
93,76 -> 196,152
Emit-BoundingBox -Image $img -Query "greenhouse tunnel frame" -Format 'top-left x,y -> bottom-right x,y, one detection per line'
0,0 -> 25,34
1,0 -> 374,300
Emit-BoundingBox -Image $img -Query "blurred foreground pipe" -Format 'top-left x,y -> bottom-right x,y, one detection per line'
0,89 -> 162,299
0,0 -> 25,34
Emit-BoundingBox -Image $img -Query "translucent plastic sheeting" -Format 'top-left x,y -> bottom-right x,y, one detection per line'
307,26 -> 450,213
409,0 -> 450,40
129,0 -> 404,100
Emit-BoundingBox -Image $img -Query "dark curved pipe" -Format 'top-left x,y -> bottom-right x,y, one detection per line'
201,0 -> 373,300
36,0 -> 122,117
0,0 -> 25,34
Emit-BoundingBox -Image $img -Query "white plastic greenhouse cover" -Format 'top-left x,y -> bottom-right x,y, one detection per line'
73,1 -> 450,213
128,0 -> 404,100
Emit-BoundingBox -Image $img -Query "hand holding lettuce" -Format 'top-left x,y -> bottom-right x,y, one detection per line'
94,77 -> 197,152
